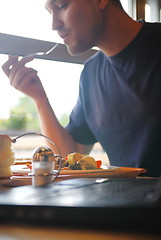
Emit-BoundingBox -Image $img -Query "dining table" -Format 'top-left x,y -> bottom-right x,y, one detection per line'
0,154 -> 161,240
0,175 -> 161,240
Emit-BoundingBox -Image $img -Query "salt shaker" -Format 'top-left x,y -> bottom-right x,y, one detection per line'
32,146 -> 55,186
11,132 -> 62,186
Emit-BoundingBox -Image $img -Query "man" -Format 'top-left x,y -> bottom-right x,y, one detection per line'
2,0 -> 161,177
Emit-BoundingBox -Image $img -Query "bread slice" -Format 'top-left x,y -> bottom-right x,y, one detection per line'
0,135 -> 15,177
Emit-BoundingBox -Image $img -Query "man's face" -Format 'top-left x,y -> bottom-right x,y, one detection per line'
45,0 -> 104,55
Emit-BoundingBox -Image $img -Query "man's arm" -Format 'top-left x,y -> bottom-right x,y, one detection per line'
35,94 -> 93,155
2,56 -> 93,156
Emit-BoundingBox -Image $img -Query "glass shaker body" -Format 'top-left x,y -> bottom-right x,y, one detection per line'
32,147 -> 55,186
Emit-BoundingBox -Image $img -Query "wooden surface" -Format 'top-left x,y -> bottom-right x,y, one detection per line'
0,224 -> 160,240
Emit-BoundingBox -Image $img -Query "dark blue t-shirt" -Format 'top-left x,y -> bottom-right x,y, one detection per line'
66,22 -> 161,177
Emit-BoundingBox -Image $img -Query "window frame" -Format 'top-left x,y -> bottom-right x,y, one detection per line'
0,33 -> 97,64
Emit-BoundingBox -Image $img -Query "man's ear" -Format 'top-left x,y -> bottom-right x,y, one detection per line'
99,0 -> 109,9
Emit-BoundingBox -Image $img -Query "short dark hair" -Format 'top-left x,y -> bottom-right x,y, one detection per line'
112,0 -> 123,9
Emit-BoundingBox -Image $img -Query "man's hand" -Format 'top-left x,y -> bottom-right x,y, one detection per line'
2,55 -> 45,101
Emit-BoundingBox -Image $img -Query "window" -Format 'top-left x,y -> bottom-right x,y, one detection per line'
145,0 -> 160,22
0,0 -> 59,42
120,0 -> 129,14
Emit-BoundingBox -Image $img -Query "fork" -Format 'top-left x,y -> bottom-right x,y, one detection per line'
24,43 -> 59,58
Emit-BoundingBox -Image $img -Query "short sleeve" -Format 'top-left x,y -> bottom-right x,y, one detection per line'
66,72 -> 97,145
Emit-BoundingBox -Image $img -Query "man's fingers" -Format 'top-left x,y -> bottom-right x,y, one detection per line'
10,67 -> 38,87
1,55 -> 34,78
1,56 -> 18,77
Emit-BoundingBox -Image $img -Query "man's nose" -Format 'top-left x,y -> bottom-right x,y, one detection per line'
51,13 -> 62,31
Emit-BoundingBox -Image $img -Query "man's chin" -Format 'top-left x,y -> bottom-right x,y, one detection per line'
66,44 -> 89,56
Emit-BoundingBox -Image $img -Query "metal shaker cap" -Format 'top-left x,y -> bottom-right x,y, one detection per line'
33,146 -> 54,162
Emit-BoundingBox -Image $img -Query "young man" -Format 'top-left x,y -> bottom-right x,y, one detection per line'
2,0 -> 161,177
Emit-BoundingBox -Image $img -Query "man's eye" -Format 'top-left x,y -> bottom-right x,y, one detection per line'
58,3 -> 67,9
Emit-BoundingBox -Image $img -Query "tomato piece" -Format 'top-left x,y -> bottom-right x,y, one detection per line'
96,160 -> 102,168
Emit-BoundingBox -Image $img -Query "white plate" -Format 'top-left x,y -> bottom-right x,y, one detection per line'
11,164 -> 118,175
57,166 -> 119,175
11,165 -> 30,175
8,166 -> 147,187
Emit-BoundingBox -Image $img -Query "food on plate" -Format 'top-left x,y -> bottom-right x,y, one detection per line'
78,156 -> 97,170
67,152 -> 82,167
13,158 -> 32,165
26,152 -> 102,171
60,152 -> 102,170
0,135 -> 15,178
